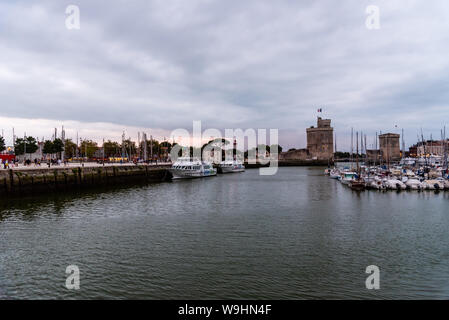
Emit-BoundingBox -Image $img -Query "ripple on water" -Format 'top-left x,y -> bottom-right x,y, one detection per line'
1,167 -> 449,299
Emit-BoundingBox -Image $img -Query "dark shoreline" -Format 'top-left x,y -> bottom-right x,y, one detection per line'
0,165 -> 172,198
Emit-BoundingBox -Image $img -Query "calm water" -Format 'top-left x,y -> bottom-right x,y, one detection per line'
1,167 -> 448,299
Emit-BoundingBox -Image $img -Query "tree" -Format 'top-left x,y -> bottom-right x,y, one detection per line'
146,139 -> 160,158
256,144 -> 270,153
0,136 -> 5,153
103,140 -> 120,157
43,140 -> 54,155
14,136 -> 38,158
270,144 -> 283,154
201,138 -> 229,161
122,139 -> 136,157
160,141 -> 173,154
64,139 -> 77,158
53,138 -> 64,156
334,151 -> 351,159
79,140 -> 98,158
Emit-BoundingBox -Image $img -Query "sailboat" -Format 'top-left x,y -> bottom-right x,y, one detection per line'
349,131 -> 365,191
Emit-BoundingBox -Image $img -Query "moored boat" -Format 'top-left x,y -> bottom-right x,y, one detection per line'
405,179 -> 423,190
384,179 -> 407,190
169,157 -> 217,179
340,172 -> 357,185
422,179 -> 444,190
329,168 -> 341,179
218,160 -> 245,173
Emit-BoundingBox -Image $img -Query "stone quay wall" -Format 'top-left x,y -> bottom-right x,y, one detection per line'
0,165 -> 172,197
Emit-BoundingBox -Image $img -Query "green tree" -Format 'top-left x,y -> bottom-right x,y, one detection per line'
159,141 -> 172,154
201,138 -> 229,160
334,151 -> 351,159
79,140 -> 98,158
146,139 -> 160,158
122,139 -> 136,157
103,140 -> 120,157
64,139 -> 77,158
0,136 -> 5,152
43,140 -> 54,155
14,136 -> 38,157
270,144 -> 283,154
53,138 -> 64,156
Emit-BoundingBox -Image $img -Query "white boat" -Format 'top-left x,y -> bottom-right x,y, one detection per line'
219,160 -> 245,173
169,157 -> 217,179
422,179 -> 444,190
405,179 -> 423,190
383,179 -> 406,190
400,157 -> 416,166
329,168 -> 341,179
340,172 -> 357,185
365,176 -> 385,190
436,178 -> 449,190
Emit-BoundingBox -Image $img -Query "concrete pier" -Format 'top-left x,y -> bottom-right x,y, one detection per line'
0,164 -> 172,196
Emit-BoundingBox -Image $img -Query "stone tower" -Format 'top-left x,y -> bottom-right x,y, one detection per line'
306,117 -> 334,161
379,133 -> 400,161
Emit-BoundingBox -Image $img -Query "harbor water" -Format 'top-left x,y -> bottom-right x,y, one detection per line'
1,167 -> 448,299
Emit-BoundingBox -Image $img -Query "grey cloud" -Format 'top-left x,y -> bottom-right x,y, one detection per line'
1,0 -> 449,150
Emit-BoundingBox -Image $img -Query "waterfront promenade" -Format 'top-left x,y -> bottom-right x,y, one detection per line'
1,162 -> 172,171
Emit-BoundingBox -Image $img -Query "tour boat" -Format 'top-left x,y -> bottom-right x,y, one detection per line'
169,157 -> 217,179
218,160 -> 245,173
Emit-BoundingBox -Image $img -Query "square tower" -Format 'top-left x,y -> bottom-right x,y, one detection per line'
306,117 -> 334,161
379,133 -> 400,161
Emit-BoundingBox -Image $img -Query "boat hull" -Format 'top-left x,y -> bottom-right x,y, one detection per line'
169,169 -> 217,179
220,166 -> 245,173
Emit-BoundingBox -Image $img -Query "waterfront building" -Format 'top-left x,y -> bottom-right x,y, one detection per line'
409,145 -> 418,157
306,117 -> 334,161
414,139 -> 449,156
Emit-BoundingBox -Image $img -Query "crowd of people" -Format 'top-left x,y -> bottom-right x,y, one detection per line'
0,158 -> 70,169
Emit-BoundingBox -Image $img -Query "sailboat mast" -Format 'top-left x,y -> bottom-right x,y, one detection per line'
351,127 -> 354,168
375,131 -> 379,165
356,131 -> 359,174
365,134 -> 368,166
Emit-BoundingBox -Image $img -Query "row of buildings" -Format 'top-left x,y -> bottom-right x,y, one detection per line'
279,117 -> 445,163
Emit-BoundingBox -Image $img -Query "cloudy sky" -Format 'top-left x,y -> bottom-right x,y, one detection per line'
1,0 -> 449,150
